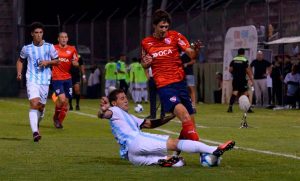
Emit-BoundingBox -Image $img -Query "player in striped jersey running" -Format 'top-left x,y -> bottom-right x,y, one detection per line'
16,22 -> 59,142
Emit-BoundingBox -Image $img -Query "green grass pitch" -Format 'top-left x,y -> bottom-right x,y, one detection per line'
0,98 -> 299,180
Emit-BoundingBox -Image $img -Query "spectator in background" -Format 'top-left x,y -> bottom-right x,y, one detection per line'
69,54 -> 86,110
250,50 -> 272,107
93,64 -> 101,98
16,22 -> 59,142
181,52 -> 197,113
271,56 -> 284,106
284,64 -> 300,108
214,72 -> 223,103
104,57 -> 117,96
146,67 -> 164,119
86,69 -> 94,99
267,73 -> 273,105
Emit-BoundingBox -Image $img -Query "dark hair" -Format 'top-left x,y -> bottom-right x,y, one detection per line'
238,48 -> 245,55
30,22 -> 45,33
108,89 -> 125,105
152,9 -> 171,25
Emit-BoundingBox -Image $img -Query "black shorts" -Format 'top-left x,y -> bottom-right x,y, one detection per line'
72,75 -> 80,85
232,79 -> 248,93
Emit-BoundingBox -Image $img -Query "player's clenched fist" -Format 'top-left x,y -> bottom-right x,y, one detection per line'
141,54 -> 153,68
98,96 -> 112,119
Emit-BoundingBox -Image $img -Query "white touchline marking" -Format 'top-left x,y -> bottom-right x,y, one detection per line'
3,99 -> 300,160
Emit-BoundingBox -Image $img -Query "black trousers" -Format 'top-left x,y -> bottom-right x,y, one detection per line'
148,77 -> 164,118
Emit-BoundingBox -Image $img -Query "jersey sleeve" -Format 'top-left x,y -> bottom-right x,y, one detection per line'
176,32 -> 190,52
19,46 -> 27,61
72,47 -> 79,62
50,44 -> 59,59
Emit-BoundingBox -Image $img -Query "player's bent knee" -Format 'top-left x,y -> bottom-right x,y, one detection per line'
166,138 -> 179,151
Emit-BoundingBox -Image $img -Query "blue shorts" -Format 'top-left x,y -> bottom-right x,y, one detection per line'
157,81 -> 194,114
52,79 -> 73,99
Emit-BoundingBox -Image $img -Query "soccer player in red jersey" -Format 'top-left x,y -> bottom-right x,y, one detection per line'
141,9 -> 202,141
52,32 -> 79,128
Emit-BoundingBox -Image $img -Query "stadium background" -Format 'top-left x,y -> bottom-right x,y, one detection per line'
0,0 -> 299,101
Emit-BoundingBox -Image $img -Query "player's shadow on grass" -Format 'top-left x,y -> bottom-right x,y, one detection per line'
76,156 -> 130,166
0,137 -> 29,141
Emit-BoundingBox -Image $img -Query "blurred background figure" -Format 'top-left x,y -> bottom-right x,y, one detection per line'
104,57 -> 117,96
69,54 -> 86,111
214,72 -> 223,103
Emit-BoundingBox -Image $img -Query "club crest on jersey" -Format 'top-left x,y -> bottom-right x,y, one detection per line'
164,38 -> 171,44
170,96 -> 177,102
66,50 -> 71,54
151,49 -> 173,58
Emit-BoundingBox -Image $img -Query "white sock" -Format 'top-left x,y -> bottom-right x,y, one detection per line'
177,140 -> 217,154
29,109 -> 39,133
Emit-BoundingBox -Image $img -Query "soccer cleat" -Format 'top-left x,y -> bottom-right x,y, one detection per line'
158,156 -> 185,167
76,105 -> 80,110
53,119 -> 63,129
33,132 -> 41,142
227,106 -> 233,113
213,140 -> 235,157
247,108 -> 254,113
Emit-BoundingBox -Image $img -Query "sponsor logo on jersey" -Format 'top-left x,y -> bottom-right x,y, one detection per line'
66,50 -> 71,54
59,57 -> 69,62
151,49 -> 173,58
164,38 -> 171,44
170,96 -> 177,102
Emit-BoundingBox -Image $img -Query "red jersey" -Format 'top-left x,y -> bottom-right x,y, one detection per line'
52,45 -> 78,80
141,30 -> 190,88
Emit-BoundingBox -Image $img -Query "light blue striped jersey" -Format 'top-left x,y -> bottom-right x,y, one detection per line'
20,41 -> 58,85
109,106 -> 144,159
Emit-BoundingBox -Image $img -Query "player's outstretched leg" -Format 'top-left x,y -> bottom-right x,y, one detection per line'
212,140 -> 235,157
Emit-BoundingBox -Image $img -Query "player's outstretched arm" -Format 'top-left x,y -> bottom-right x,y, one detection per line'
141,114 -> 175,129
98,97 -> 112,119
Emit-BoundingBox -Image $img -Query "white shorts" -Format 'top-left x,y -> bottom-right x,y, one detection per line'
26,82 -> 49,104
105,80 -> 117,88
128,132 -> 169,166
131,82 -> 147,89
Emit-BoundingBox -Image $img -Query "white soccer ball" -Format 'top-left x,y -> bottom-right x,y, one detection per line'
134,104 -> 144,113
108,86 -> 116,94
200,153 -> 221,167
238,95 -> 251,112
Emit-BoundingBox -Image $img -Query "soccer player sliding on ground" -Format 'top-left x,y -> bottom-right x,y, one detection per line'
98,89 -> 235,167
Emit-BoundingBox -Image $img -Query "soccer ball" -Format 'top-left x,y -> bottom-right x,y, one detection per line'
134,104 -> 144,113
200,153 -> 221,167
108,86 -> 116,94
238,95 -> 251,112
